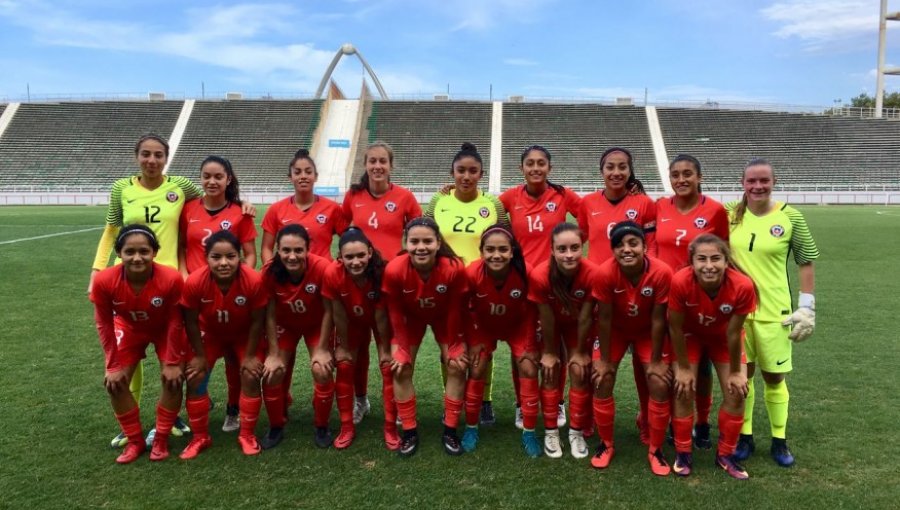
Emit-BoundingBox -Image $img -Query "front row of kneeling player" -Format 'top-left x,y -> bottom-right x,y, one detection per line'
91,218 -> 755,479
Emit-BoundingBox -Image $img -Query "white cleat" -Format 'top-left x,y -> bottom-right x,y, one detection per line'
557,403 -> 567,428
515,404 -> 524,431
569,429 -> 589,459
222,414 -> 240,433
544,429 -> 563,458
353,396 -> 371,425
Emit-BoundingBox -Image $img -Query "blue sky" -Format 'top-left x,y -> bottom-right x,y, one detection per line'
1,0 -> 898,106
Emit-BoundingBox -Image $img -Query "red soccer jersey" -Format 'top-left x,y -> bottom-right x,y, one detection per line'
342,185 -> 422,261
593,256 -> 672,337
528,258 -> 600,326
578,191 -> 657,264
261,195 -> 349,260
669,266 -> 757,339
181,265 -> 268,341
381,254 -> 468,330
321,259 -> 380,331
465,259 -> 535,339
499,184 -> 583,266
653,195 -> 729,269
90,263 -> 184,371
261,253 -> 330,333
180,198 -> 257,274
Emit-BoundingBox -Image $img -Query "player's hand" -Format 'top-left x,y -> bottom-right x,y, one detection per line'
540,352 -> 560,386
674,365 -> 695,400
161,364 -> 185,391
185,355 -> 208,383
726,371 -> 749,398
647,360 -> 672,386
241,356 -> 264,380
104,369 -> 129,394
310,348 -> 335,373
438,183 -> 455,195
468,344 -> 484,370
240,202 -> 257,217
262,353 -> 286,385
782,308 -> 815,342
390,358 -> 407,375
591,359 -> 616,389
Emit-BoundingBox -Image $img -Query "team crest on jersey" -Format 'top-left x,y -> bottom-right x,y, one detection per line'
479,207 -> 490,218
436,284 -> 448,294
220,220 -> 232,230
625,208 -> 638,220
367,291 -> 377,300
235,296 -> 247,306
315,214 -> 327,224
546,202 -> 557,212
385,201 -> 397,212
510,288 -> 523,299
641,286 -> 654,297
770,225 -> 785,238
165,191 -> 178,203
694,217 -> 708,229
151,297 -> 164,307
593,339 -> 600,351
720,303 -> 733,314
305,283 -> 318,294
573,289 -> 586,298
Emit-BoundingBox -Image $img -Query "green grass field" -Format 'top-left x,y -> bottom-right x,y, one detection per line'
1,205 -> 898,509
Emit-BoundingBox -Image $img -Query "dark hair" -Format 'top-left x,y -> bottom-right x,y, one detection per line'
115,224 -> 160,253
520,144 -> 565,194
479,224 -> 528,291
600,147 -> 645,195
404,216 -> 460,263
669,153 -> 703,194
200,155 -> 242,205
689,233 -> 760,302
352,141 -> 395,193
268,224 -> 312,284
452,142 -> 483,175
204,230 -> 242,257
732,157 -> 774,228
609,221 -> 645,249
289,148 -> 317,176
548,222 -> 582,314
338,227 -> 386,299
134,134 -> 169,158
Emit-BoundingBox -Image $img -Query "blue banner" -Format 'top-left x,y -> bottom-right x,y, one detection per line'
314,186 -> 340,197
328,139 -> 351,148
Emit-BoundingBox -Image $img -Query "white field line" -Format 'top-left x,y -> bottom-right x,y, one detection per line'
0,226 -> 102,245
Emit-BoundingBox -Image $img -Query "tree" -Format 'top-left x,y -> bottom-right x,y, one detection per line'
849,92 -> 900,108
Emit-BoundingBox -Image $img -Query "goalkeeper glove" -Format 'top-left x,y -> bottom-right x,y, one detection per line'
781,293 -> 815,342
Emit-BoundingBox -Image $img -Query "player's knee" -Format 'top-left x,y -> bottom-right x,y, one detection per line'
241,371 -> 260,389
761,371 -> 785,385
518,357 -> 538,379
647,376 -> 669,398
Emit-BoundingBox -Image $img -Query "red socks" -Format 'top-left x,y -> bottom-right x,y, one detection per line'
355,338 -> 370,398
647,398 -> 671,451
115,407 -> 143,445
696,393 -> 713,425
632,357 -> 650,430
717,408 -> 744,457
396,396 -> 418,431
380,363 -> 397,426
312,381 -> 335,428
263,383 -> 286,428
568,388 -> 591,431
239,393 -> 262,438
444,395 -> 463,428
186,395 -> 211,438
518,377 -> 539,430
465,378 -> 487,427
593,396 -> 615,446
672,415 -> 693,453
336,361 -> 355,427
154,404 -> 178,440
541,387 -> 561,429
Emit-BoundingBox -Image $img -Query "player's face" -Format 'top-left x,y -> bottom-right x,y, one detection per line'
691,243 -> 727,288
481,233 -> 513,273
601,151 -> 631,193
340,241 -> 372,277
291,159 -> 317,193
520,149 -> 551,187
365,147 -> 393,186
552,231 -> 582,273
206,241 -> 240,282
670,161 -> 701,198
452,156 -> 483,194
136,140 -> 167,180
201,161 -> 231,200
742,164 -> 775,205
406,225 -> 440,269
118,234 -> 157,277
277,235 -> 308,275
613,234 -> 645,270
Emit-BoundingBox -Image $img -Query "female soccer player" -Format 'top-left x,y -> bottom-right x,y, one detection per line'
179,155 -> 258,433
669,234 -> 756,480
727,158 -> 819,467
461,225 -> 542,457
382,217 -> 469,457
425,142 -> 509,425
650,154 -> 729,448
180,231 -> 276,458
499,145 -> 582,429
528,223 -> 599,459
317,228 -> 393,450
261,149 -> 348,262
590,222 -> 673,475
90,225 -> 186,463
262,224 -> 334,448
341,141 -> 421,427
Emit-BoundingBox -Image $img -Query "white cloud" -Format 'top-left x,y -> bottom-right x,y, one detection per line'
761,0 -> 879,46
427,0 -> 555,32
504,58 -> 539,67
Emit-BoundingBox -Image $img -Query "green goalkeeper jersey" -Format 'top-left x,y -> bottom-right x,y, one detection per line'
424,190 -> 509,265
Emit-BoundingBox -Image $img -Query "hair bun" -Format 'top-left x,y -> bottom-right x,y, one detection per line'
461,142 -> 478,152
294,148 -> 310,157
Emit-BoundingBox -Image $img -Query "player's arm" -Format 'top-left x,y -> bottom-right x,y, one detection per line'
591,301 -> 614,388
91,285 -> 121,374
423,192 -> 440,218
311,299 -> 336,372
242,240 -> 257,270
647,302 -> 671,384
330,297 -> 351,355
668,309 -> 693,399
261,231 -> 276,264
725,313 -> 749,397
241,306 -> 267,380
537,303 -> 559,385
490,194 -> 511,227
182,307 -> 208,384
177,221 -> 189,279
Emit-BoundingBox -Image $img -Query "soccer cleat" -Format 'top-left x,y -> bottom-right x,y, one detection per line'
590,442 -> 615,469
442,429 -> 463,456
544,429 -> 563,458
384,424 -> 401,451
461,426 -> 479,453
666,424 -> 674,447
521,430 -> 542,458
149,436 -> 170,461
399,429 -> 419,458
314,427 -> 333,449
733,434 -> 755,461
352,396 -> 370,425
172,416 -> 191,436
480,401 -> 496,426
770,438 -> 795,467
334,426 -> 355,450
648,449 -> 671,476
693,423 -> 712,449
115,442 -> 145,464
568,429 -> 589,459
715,454 -> 750,480
144,428 -> 157,449
222,405 -> 240,432
180,435 -> 213,460
238,434 -> 261,456
557,403 -> 567,428
110,432 -> 128,449
514,404 -> 524,431
673,452 -> 693,477
260,427 -> 285,450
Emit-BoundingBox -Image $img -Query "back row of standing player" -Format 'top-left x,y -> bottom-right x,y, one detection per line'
90,136 -> 818,480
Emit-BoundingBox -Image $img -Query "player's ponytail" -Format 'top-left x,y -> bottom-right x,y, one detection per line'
338,227 -> 386,299
452,142 -> 484,175
548,222 -> 581,315
201,155 -> 242,205
269,224 -> 311,284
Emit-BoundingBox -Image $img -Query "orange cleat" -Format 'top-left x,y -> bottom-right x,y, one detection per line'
334,426 -> 355,450
179,436 -> 212,460
149,436 -> 170,461
238,434 -> 261,456
590,442 -> 616,469
384,424 -> 401,451
648,449 -> 671,476
116,442 -> 146,464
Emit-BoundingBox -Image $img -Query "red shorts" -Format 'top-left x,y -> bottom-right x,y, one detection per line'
541,322 -> 580,351
344,326 -> 374,352
114,321 -> 186,368
202,333 -> 265,364
469,325 -> 538,359
683,332 -> 747,365
591,333 -> 672,364
391,317 -> 464,363
276,325 -> 324,352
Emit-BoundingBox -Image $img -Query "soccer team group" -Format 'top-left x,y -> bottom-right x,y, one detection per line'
88,135 -> 819,480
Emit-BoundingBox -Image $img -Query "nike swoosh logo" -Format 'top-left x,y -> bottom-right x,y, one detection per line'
126,199 -> 135,204
613,289 -> 626,294
201,298 -> 214,303
476,293 -> 488,298
112,300 -> 126,305
189,219 -> 200,223
591,211 -> 602,216
354,203 -> 365,207
403,289 -> 416,294
776,359 -> 789,365
660,218 -> 671,222
281,219 -> 292,224
515,206 -> 524,210
525,401 -> 537,407
440,209 -> 450,212
276,292 -> 287,296
340,292 -> 350,297
686,302 -> 699,307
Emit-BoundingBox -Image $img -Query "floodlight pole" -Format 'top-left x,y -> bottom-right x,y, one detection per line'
876,0 -> 888,117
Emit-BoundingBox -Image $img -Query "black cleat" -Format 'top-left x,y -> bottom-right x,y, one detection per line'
399,429 -> 419,458
314,426 -> 333,449
260,427 -> 284,450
